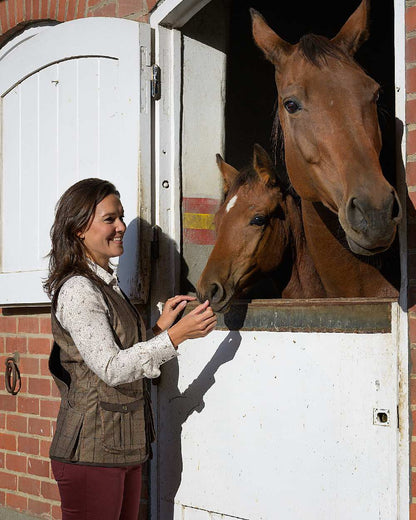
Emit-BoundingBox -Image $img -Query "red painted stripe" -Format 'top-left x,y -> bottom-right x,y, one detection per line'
182,197 -> 220,214
183,228 -> 216,245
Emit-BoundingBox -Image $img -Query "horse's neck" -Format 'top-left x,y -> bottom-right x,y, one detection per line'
301,200 -> 398,298
281,196 -> 326,298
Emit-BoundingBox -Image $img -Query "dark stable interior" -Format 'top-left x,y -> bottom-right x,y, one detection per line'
182,0 -> 400,297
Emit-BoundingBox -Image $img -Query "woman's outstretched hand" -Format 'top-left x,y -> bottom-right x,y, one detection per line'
154,295 -> 197,333
167,300 -> 217,348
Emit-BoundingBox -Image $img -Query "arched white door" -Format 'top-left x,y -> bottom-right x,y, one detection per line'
0,18 -> 152,304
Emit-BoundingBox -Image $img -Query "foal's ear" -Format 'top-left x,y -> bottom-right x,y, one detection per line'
216,154 -> 239,194
250,9 -> 292,68
331,0 -> 370,55
253,144 -> 276,186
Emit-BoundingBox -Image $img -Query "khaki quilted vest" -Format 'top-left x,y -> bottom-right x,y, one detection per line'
49,276 -> 154,466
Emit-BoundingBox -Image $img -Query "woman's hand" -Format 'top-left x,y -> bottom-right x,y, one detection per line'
153,295 -> 197,334
167,300 -> 217,348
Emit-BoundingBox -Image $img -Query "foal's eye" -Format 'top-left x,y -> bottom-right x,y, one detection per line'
250,215 -> 268,226
283,99 -> 301,114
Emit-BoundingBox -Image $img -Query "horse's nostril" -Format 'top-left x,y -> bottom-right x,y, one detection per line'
346,197 -> 367,233
210,282 -> 224,304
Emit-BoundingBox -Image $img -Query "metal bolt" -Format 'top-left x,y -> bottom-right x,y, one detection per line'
162,180 -> 169,189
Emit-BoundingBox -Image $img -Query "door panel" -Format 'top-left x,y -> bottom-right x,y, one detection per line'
0,18 -> 151,303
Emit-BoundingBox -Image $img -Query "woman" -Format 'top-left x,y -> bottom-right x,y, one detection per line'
44,178 -> 216,520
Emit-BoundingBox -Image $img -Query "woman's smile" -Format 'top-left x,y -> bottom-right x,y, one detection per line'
81,194 -> 126,269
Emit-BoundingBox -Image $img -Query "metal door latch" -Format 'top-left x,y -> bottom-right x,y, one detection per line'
373,408 -> 390,426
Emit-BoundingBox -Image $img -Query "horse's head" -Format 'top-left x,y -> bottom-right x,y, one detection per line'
197,145 -> 291,312
251,0 -> 401,256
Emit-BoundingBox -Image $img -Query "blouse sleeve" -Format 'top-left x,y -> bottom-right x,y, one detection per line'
55,276 -> 178,387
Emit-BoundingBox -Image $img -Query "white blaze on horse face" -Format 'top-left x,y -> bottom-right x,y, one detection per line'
226,195 -> 238,213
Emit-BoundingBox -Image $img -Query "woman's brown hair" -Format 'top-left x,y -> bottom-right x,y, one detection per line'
43,178 -> 120,298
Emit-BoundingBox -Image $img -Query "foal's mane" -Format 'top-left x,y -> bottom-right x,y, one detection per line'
298,34 -> 349,67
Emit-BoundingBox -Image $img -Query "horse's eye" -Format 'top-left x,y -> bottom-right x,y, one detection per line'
283,99 -> 301,114
373,90 -> 380,103
250,215 -> 268,226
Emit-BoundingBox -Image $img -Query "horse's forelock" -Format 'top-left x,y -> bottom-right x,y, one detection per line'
298,34 -> 349,68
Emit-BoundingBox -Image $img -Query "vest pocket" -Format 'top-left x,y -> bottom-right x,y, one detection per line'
50,406 -> 84,460
99,399 -> 145,454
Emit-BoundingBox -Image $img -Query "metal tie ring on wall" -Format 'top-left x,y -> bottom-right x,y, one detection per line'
4,356 -> 21,395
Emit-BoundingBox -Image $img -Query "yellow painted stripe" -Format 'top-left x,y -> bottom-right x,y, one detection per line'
183,212 -> 215,230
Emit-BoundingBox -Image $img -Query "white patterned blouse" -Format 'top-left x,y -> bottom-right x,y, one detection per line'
55,262 -> 178,387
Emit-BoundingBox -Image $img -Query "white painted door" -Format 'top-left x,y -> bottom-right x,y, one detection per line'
155,302 -> 403,520
0,18 -> 152,304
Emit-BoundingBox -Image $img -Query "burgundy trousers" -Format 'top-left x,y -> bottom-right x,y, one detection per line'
51,460 -> 142,520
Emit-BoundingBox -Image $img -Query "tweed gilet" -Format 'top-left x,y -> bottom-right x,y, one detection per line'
49,275 -> 154,466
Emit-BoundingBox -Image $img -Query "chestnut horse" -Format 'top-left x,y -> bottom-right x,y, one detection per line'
197,145 -> 325,312
251,0 -> 402,297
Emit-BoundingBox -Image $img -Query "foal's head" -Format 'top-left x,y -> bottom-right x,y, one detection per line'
197,145 -> 292,313
251,0 -> 401,256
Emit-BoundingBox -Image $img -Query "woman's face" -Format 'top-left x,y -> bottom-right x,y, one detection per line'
81,194 -> 126,270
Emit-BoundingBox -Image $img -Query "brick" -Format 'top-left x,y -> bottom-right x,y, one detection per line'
39,317 -> 52,335
19,475 -> 40,495
408,99 -> 416,126
0,412 -> 5,429
5,336 -> 27,354
0,433 -> 16,451
18,396 -> 40,415
29,377 -> 51,396
407,161 -> 416,186
41,480 -> 60,501
118,0 -> 139,18
408,6 -> 416,33
24,0 -> 31,19
16,0 -> 24,23
49,0 -> 57,18
0,393 -> 17,412
0,315 -> 17,333
66,0 -> 77,19
8,0 -> 16,26
40,399 -> 60,418
0,491 -> 4,509
0,2 -> 8,33
29,417 -> 51,437
28,457 -> 50,478
20,356 -> 39,375
88,2 -> 116,17
18,436 -> 39,456
76,0 -> 87,18
40,440 -> 51,458
411,502 -> 416,520
7,414 -> 27,433
52,504 -> 62,520
0,452 -> 4,468
41,0 -> 49,18
28,337 -> 52,355
6,492 -> 27,511
51,381 -> 61,398
57,0 -> 66,20
28,498 -> 51,516
40,357 -> 50,376
18,317 -> 39,334
6,453 -> 27,473
407,37 -> 416,63
409,129 -> 416,156
0,470 -> 17,491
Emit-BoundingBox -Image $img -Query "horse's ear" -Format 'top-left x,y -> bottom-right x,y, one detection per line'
216,154 -> 239,194
253,144 -> 278,187
250,9 -> 292,68
331,0 -> 370,55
